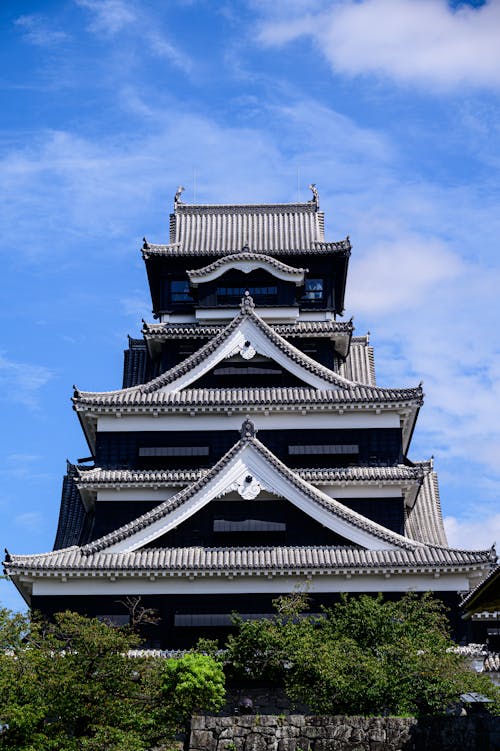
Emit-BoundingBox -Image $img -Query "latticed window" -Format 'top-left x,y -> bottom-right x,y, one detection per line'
217,286 -> 277,303
170,280 -> 192,302
304,278 -> 324,301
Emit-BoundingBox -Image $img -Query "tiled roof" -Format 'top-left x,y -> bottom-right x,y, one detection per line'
5,544 -> 491,574
75,306 -> 421,408
122,338 -> 148,389
142,319 -> 353,339
142,318 -> 353,370
167,201 -> 328,255
76,467 -> 205,485
460,563 -> 500,610
143,239 -> 351,258
339,336 -> 376,386
186,252 -> 307,284
79,433 -> 418,554
405,463 -> 448,547
141,305 -> 360,392
76,464 -> 423,487
139,201 -> 352,257
53,464 -> 93,550
74,384 -> 422,411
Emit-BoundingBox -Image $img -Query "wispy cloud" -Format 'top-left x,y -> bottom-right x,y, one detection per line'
148,31 -> 194,72
75,0 -> 136,35
14,14 -> 69,46
0,354 -> 54,410
258,0 -> 500,91
75,0 -> 193,72
445,513 -> 500,551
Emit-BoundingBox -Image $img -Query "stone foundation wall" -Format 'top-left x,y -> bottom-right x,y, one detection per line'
189,714 -> 500,751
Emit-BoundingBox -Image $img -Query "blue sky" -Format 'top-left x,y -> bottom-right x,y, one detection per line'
1,0 -> 500,611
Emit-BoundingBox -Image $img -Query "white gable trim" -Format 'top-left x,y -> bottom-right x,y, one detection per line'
102,442 -> 412,554
187,256 -> 306,287
160,316 -> 339,393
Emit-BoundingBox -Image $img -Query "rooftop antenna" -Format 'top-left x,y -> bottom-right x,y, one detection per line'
296,166 -> 300,203
193,168 -> 197,203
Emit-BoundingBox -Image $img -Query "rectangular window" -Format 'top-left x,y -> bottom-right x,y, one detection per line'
175,613 -> 278,627
213,366 -> 283,376
213,519 -> 286,532
174,612 -> 320,626
217,286 -> 277,302
170,280 -> 192,302
304,278 -> 324,301
139,446 -> 209,457
288,444 -> 359,455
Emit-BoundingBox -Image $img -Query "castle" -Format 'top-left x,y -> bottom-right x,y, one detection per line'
4,186 -> 491,647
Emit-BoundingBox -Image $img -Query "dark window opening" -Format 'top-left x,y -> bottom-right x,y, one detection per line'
213,519 -> 287,532
139,446 -> 209,457
303,278 -> 324,301
217,286 -> 278,304
170,280 -> 192,303
288,444 -> 359,455
213,366 -> 283,376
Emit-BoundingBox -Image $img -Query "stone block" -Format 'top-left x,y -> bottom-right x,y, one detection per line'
189,729 -> 215,750
244,732 -> 268,751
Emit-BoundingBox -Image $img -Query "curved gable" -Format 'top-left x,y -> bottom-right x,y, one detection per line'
187,253 -> 307,287
81,431 -> 420,555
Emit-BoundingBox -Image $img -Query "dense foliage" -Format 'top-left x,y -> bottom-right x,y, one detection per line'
2,592 -> 500,750
160,652 -> 226,730
0,608 -> 224,751
226,592 -> 500,717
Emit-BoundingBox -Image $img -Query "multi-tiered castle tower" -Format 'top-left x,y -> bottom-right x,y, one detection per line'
5,187 -> 492,647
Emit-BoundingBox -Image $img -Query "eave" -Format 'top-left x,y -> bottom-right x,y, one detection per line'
5,544 -> 492,606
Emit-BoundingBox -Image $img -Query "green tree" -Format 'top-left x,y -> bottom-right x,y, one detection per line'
225,592 -> 500,717
0,609 -> 171,751
160,652 -> 226,732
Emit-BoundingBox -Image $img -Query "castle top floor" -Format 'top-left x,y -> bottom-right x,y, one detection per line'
142,187 -> 351,322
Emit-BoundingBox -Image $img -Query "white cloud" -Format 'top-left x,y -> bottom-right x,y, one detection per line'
0,92 -> 498,487
0,354 -> 54,410
74,0 -> 192,71
258,0 -> 500,90
148,31 -> 194,72
349,236 -> 462,314
75,0 -> 136,35
14,14 -> 68,46
445,513 -> 500,551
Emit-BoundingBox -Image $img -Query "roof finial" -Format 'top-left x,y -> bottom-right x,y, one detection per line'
308,183 -> 319,209
242,242 -> 250,252
240,290 -> 255,312
174,185 -> 185,206
240,417 -> 257,439
489,543 -> 497,564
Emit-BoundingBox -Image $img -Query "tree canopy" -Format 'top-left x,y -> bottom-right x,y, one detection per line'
0,608 -> 223,751
225,592 -> 500,717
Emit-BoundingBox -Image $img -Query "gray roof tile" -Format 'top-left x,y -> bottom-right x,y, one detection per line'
405,464 -> 448,546
142,320 -> 353,339
75,307 -> 422,409
5,544 -> 491,574
139,201 -> 351,256
77,464 -> 423,487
